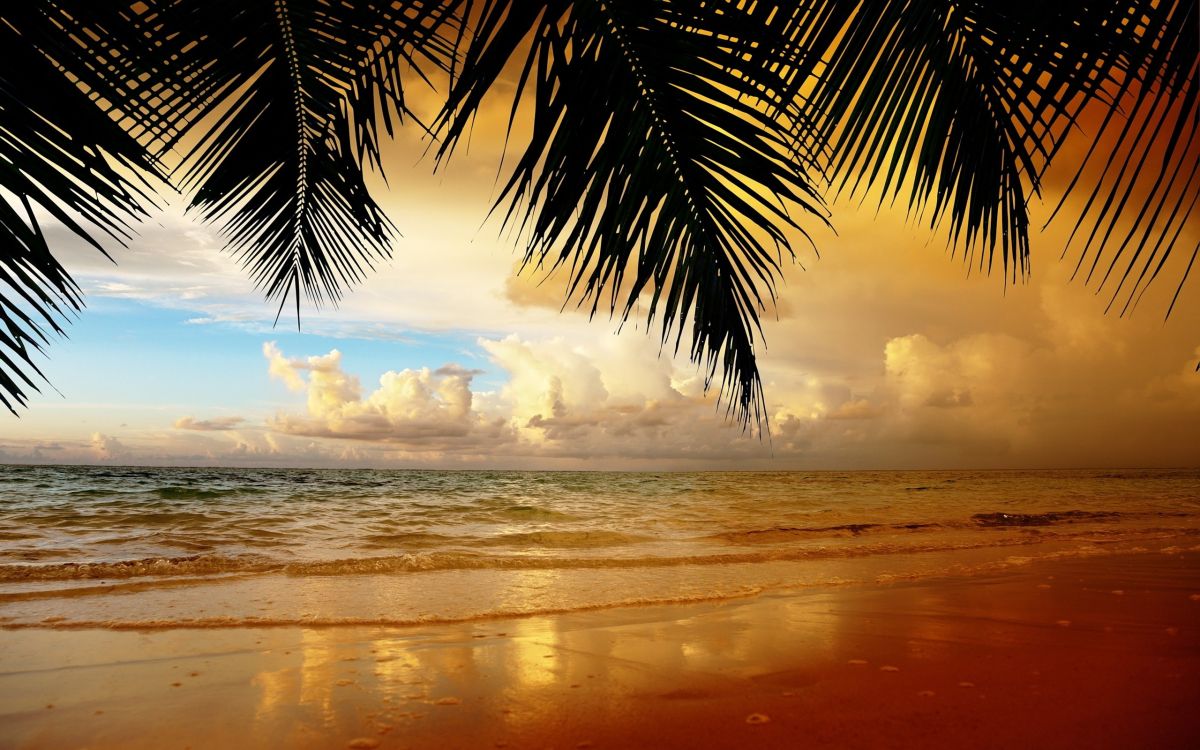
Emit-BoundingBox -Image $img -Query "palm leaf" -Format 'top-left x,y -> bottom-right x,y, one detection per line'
0,1 -> 162,414
138,0 -> 464,321
783,1 -> 1197,309
439,0 -> 827,426
786,2 -> 1111,280
1050,0 -> 1198,317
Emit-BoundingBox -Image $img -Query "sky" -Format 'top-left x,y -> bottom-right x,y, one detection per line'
2,69 -> 1199,470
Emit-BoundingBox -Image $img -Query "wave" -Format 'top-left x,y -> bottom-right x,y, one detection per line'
0,587 -> 770,632
711,509 -> 1197,544
64,486 -> 271,501
361,530 -> 649,550
3,527 -> 1191,582
360,532 -> 463,549
491,504 -> 580,521
971,510 -> 1123,527
0,531 -> 40,541
0,554 -> 278,582
479,530 -> 653,549
6,540 -> 1196,632
0,572 -> 260,603
154,486 -> 267,500
707,522 -> 943,543
66,488 -> 116,497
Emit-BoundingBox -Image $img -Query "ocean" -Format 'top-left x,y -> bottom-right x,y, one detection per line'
1,465 -> 1197,630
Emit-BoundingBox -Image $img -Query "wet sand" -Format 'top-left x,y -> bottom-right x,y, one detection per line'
1,549 -> 1198,749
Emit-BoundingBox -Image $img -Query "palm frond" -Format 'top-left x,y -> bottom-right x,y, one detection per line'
0,2 -> 162,414
439,0 -> 827,426
1051,0 -> 1198,317
783,0 -> 1198,310
788,2 -> 1115,281
141,0 -> 463,321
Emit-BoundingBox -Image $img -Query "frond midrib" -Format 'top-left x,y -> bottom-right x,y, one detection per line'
273,0 -> 309,318
587,1 -> 759,331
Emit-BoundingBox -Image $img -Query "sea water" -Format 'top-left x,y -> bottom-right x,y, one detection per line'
1,466 -> 1197,629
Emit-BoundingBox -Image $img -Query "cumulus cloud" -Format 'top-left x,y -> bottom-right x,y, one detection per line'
263,342 -> 512,446
174,416 -> 246,431
256,335 -> 778,463
90,433 -> 131,462
478,335 -> 706,450
875,333 -> 1036,454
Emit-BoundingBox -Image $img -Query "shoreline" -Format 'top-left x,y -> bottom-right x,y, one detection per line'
2,547 -> 1198,749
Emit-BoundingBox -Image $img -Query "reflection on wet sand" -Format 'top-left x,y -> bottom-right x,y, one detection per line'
1,550 -> 1198,749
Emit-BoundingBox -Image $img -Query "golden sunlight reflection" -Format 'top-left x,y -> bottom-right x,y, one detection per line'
2,546 -> 1197,748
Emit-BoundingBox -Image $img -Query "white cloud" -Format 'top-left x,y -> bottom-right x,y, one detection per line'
263,342 -> 512,447
90,433 -> 130,462
254,336 -> 778,463
174,416 -> 246,431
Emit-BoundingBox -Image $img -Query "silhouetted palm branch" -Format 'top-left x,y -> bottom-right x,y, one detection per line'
1052,0 -> 1198,318
0,1 -> 162,414
1,0 -> 1195,421
1,0 -> 461,412
145,0 -> 462,320
780,0 -> 1198,313
438,0 -> 827,425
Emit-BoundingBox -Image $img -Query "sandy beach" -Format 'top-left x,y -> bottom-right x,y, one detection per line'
2,548 -> 1197,749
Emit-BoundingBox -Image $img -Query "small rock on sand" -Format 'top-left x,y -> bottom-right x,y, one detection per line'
335,679 -> 354,687
1189,594 -> 1200,602
958,682 -> 975,688
1036,584 -> 1051,589
435,697 -> 462,705
879,665 -> 900,672
1056,620 -> 1071,627
1111,590 -> 1124,595
347,739 -> 380,749
745,713 -> 770,725
1165,627 -> 1179,636
917,690 -> 935,697
847,659 -> 868,666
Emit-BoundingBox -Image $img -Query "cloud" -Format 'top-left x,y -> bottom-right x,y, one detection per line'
14,131 -> 1197,471
460,334 -> 771,460
264,342 -> 512,446
90,433 -> 131,462
875,333 -> 1034,453
256,335 -> 779,463
174,416 -> 246,431
0,442 -> 64,464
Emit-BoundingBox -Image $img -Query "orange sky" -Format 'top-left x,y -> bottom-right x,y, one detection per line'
2,46 -> 1198,469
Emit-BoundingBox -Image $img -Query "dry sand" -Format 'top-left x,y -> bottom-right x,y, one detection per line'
1,549 -> 1197,749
